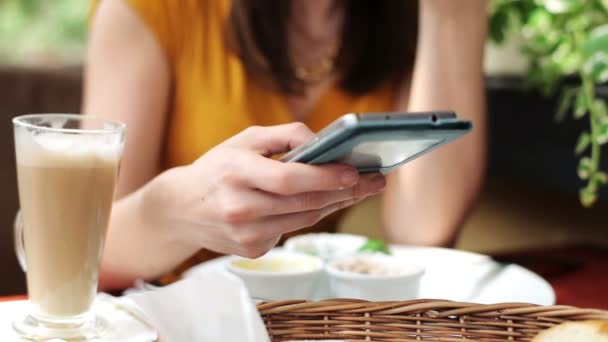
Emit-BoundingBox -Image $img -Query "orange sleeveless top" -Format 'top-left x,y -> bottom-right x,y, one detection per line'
112,0 -> 397,166
92,0 -> 397,280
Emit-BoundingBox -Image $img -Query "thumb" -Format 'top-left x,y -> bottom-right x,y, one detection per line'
227,123 -> 315,156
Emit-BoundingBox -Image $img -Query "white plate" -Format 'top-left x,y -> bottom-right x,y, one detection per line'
185,245 -> 555,305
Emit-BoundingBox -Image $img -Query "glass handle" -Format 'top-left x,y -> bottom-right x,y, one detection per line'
14,210 -> 26,272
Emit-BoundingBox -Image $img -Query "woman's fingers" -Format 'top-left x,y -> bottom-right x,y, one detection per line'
226,123 -> 316,156
265,173 -> 385,214
212,173 -> 385,223
239,153 -> 362,195
231,198 -> 363,254
272,175 -> 386,214
218,123 -> 381,196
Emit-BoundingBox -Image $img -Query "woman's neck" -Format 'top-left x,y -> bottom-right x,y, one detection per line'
286,0 -> 344,121
289,0 -> 343,45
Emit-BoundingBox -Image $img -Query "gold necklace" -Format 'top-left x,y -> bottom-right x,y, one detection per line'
293,42 -> 339,84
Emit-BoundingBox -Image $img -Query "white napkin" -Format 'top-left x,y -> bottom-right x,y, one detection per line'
127,270 -> 270,342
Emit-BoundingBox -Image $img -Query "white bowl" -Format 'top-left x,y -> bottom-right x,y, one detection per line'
226,250 -> 323,301
283,233 -> 368,261
326,253 -> 425,301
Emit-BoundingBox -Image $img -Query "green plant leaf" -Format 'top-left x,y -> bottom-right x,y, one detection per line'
595,99 -> 608,118
537,0 -> 586,13
596,117 -> 608,144
575,132 -> 591,154
578,157 -> 594,179
592,171 -> 608,185
533,57 -> 564,95
565,12 -> 593,31
19,0 -> 36,16
526,7 -> 554,29
555,88 -> 577,121
579,185 -> 598,207
550,39 -> 572,72
358,239 -> 390,255
574,89 -> 588,118
557,51 -> 583,75
522,8 -> 557,52
582,24 -> 608,57
490,9 -> 510,43
583,52 -> 608,83
522,16 -> 562,55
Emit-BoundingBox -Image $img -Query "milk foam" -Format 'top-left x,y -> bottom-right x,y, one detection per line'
15,129 -> 122,167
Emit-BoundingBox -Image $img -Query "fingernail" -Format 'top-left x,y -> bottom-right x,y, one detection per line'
370,175 -> 386,192
341,169 -> 359,186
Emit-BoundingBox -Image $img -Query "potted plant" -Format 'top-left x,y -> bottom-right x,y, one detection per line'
488,0 -> 608,206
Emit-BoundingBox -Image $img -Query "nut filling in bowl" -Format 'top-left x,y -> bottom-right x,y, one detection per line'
333,255 -> 416,276
327,253 -> 425,301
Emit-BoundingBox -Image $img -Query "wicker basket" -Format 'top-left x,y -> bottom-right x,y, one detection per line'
257,299 -> 608,341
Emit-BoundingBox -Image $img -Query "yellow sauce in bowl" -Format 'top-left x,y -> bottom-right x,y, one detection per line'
231,255 -> 319,273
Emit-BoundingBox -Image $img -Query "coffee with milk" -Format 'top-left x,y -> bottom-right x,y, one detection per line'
15,130 -> 120,317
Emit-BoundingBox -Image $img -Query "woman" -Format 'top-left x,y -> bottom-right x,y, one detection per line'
86,0 -> 487,289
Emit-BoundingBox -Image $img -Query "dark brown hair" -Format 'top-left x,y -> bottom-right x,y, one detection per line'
227,0 -> 418,96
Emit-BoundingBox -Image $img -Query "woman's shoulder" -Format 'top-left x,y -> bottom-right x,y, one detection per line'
92,0 -> 230,59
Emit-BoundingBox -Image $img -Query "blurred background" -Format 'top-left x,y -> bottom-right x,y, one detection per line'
0,0 -> 607,295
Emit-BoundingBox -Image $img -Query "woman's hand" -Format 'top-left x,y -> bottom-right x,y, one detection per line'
144,122 -> 386,259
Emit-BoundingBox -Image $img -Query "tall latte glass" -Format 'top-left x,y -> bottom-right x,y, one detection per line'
12,114 -> 125,340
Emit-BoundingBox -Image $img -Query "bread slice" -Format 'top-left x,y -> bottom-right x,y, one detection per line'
532,320 -> 608,342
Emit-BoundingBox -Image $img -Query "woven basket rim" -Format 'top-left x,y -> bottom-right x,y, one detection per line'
258,299 -> 608,341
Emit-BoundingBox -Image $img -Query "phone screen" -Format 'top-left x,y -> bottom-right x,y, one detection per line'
336,138 -> 442,168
